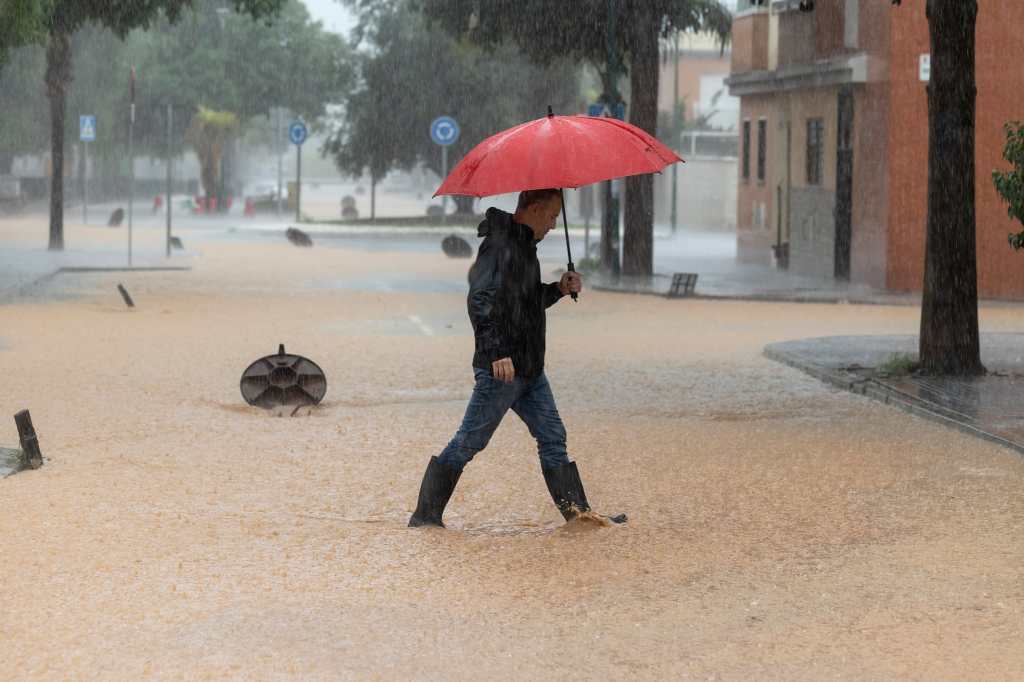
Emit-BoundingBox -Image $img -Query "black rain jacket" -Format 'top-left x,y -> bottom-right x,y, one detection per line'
468,208 -> 565,379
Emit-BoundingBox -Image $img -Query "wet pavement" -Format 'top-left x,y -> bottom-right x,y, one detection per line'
765,334 -> 1024,455
0,447 -> 22,477
4,212 -> 1024,678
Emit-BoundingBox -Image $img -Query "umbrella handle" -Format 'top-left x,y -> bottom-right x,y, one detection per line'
560,189 -> 578,302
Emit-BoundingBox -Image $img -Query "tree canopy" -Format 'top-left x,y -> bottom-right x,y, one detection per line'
0,0 -> 289,248
416,0 -> 730,101
125,0 -> 353,156
415,0 -> 730,274
326,0 -> 579,212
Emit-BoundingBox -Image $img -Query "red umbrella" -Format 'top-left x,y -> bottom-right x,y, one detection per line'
435,111 -> 682,197
434,109 -> 683,300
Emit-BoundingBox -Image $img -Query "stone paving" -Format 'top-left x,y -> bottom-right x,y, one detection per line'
765,333 -> 1024,456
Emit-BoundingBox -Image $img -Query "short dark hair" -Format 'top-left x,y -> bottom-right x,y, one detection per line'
516,188 -> 562,211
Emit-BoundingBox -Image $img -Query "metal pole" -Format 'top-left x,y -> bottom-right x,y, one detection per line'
559,189 -> 577,302
295,142 -> 301,223
670,30 -> 680,235
166,103 -> 173,258
441,145 -> 448,223
82,141 -> 87,225
128,67 -> 135,268
276,108 -> 283,217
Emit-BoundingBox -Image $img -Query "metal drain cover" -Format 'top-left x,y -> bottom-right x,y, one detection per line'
240,344 -> 327,408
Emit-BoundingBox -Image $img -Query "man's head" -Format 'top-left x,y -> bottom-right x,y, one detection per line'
513,188 -> 562,241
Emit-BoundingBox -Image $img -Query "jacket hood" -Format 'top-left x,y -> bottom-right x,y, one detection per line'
477,207 -> 512,238
478,207 -> 533,242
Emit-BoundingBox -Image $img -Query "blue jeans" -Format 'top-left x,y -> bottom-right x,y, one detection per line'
437,368 -> 571,473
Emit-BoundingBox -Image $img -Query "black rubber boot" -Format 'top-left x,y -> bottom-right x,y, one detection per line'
543,461 -> 627,524
408,456 -> 463,528
542,461 -> 593,520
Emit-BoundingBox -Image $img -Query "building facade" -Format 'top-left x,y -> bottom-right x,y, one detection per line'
726,0 -> 1024,298
656,32 -> 739,231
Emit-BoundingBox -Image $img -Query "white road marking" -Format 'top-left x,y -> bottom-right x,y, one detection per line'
408,315 -> 434,336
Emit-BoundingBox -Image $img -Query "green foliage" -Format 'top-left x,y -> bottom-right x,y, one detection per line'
0,0 -> 46,65
415,0 -> 731,98
877,353 -> 920,377
0,0 -> 283,42
125,0 -> 353,156
326,1 -> 579,187
995,121 -> 1024,249
0,1 -> 345,169
0,40 -> 47,167
0,22 -> 132,171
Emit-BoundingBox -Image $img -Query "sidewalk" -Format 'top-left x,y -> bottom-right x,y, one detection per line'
0,213 -> 198,302
765,333 -> 1024,456
588,229 -> 920,304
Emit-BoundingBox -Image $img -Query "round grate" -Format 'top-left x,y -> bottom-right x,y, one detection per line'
240,344 -> 327,408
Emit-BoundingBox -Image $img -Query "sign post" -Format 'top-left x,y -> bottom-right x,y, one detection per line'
79,115 -> 96,225
289,120 -> 308,223
430,116 -> 460,222
128,67 -> 136,267
166,104 -> 173,258
275,108 -> 285,216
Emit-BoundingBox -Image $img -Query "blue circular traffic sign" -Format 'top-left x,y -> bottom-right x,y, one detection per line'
289,120 -> 308,146
430,116 -> 460,146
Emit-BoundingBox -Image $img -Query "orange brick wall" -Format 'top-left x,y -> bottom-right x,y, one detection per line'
886,0 -> 1024,298
850,0 -> 893,287
814,0 -> 847,59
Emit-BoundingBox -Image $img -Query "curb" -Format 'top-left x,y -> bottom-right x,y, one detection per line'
0,265 -> 193,303
763,345 -> 1024,457
54,266 -> 192,274
591,281 -> 917,306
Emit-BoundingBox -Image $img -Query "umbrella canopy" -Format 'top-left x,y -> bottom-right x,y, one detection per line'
434,113 -> 683,198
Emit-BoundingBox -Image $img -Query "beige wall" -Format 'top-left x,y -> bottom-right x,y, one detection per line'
787,88 -> 839,192
657,53 -> 732,121
654,158 -> 737,231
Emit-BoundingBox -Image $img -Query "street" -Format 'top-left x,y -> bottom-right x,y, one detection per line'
2,214 -> 1022,679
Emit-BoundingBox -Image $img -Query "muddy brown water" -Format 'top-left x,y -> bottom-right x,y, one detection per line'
1,232 -> 1023,679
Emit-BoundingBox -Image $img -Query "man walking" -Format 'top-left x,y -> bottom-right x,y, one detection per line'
409,188 -> 624,528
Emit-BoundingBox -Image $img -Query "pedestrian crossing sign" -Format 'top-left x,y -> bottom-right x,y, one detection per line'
80,115 -> 96,142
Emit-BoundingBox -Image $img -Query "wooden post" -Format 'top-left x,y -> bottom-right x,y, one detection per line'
14,410 -> 43,469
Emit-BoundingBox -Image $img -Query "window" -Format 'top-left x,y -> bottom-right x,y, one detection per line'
806,118 -> 824,185
757,119 -> 767,183
742,120 -> 751,181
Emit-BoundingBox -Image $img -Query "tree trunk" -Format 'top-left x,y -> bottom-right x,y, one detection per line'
622,4 -> 659,277
45,30 -> 71,251
0,152 -> 14,175
918,0 -> 984,375
370,173 -> 376,221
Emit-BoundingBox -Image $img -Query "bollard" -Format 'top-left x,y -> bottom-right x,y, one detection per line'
14,410 -> 43,469
117,283 -> 136,308
285,227 -> 313,247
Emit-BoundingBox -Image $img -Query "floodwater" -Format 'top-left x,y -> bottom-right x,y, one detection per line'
2,224 -> 1023,679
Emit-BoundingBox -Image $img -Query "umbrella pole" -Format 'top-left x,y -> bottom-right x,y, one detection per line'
559,189 -> 578,302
